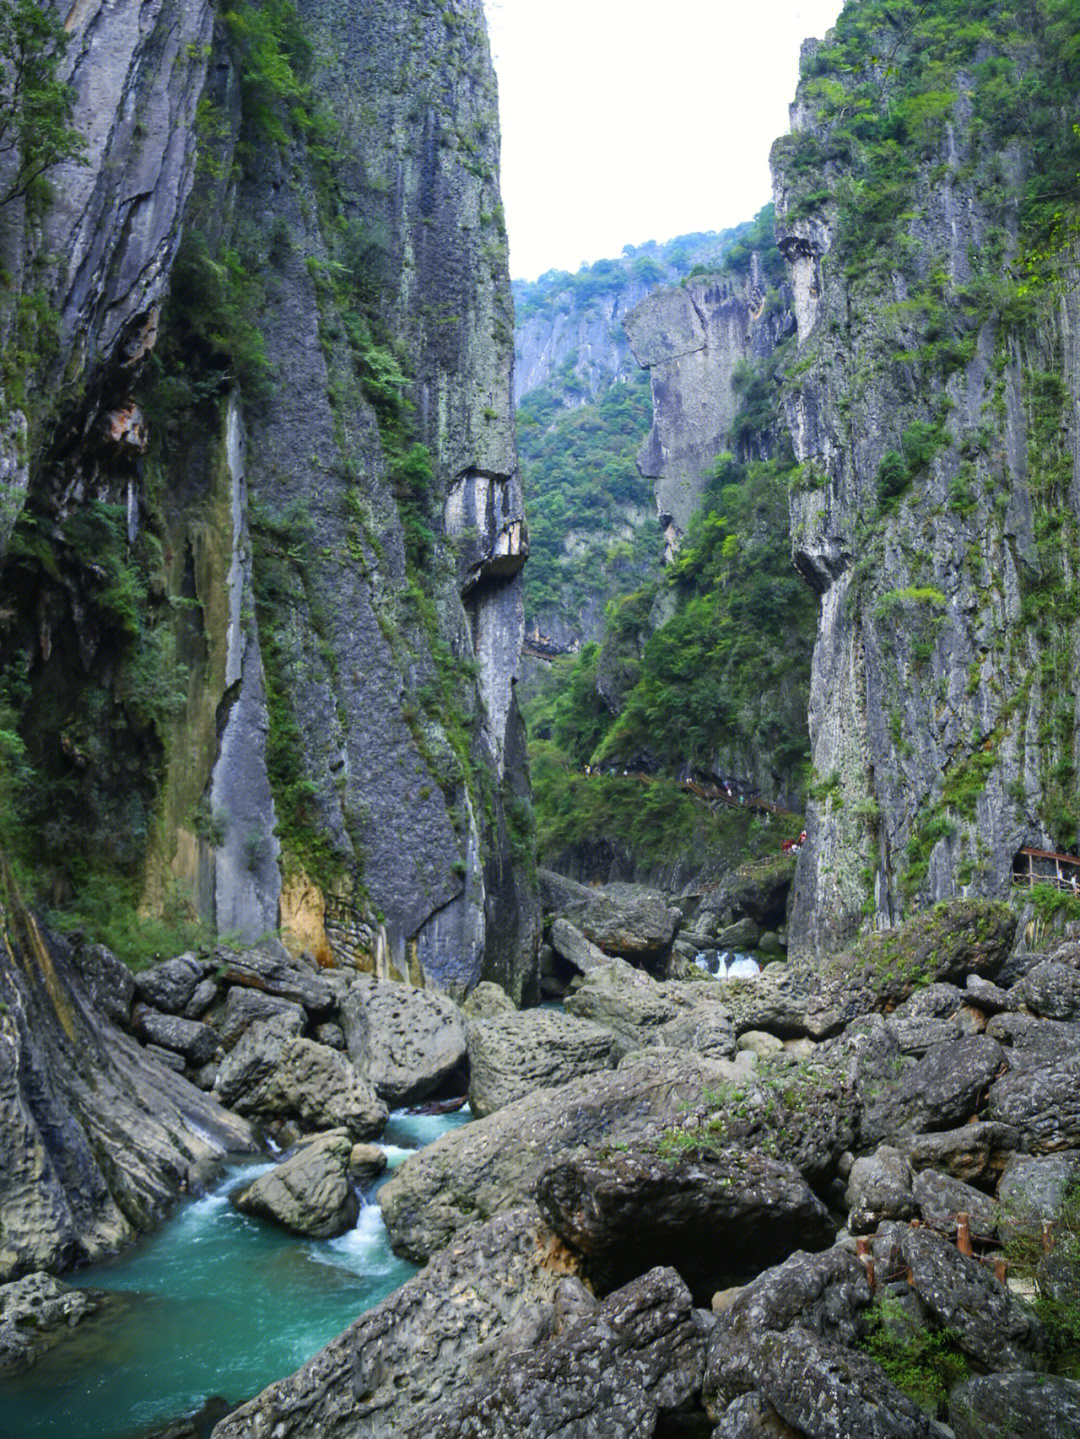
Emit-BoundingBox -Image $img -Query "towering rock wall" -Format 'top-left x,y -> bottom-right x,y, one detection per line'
771,6 -> 1080,961
0,0 -> 537,999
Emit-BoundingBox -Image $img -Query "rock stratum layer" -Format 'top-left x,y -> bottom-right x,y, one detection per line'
0,0 -> 537,998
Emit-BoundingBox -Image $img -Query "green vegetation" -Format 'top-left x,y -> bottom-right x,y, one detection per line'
1002,1175 -> 1080,1373
857,1298 -> 970,1417
0,0 -> 85,208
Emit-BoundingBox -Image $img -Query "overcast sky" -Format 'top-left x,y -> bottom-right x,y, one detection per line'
482,0 -> 846,282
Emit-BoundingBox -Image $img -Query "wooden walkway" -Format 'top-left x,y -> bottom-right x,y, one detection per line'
1013,846 -> 1080,893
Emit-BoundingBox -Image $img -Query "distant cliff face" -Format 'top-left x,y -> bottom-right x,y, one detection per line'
772,7 -> 1080,960
0,0 -> 537,999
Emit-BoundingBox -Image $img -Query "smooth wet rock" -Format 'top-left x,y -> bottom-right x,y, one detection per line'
415,1266 -> 704,1438
232,1130 -> 357,1238
216,987 -> 305,1050
466,1007 -> 617,1116
949,1373 -> 1080,1439
378,1049 -> 743,1261
210,1208 -> 577,1439
846,1147 -> 916,1235
134,955 -> 207,1015
137,1010 -> 220,1066
0,1272 -> 102,1371
340,975 -> 467,1108
536,1144 -> 834,1303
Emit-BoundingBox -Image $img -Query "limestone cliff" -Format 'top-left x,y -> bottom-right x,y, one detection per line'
771,5 -> 1080,960
0,0 -> 537,999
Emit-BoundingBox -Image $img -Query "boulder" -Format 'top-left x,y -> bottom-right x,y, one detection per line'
540,870 -> 679,959
949,1374 -> 1080,1439
216,946 -> 335,1015
997,1154 -> 1080,1226
985,1051 -> 1080,1151
145,1042 -> 187,1073
183,978 -> 219,1020
891,984 -> 966,1020
0,1271 -> 102,1372
1018,960 -> 1080,1020
994,949 -> 1054,988
231,1131 -> 358,1238
133,954 -> 207,1014
964,974 -> 1011,1014
340,975 -> 467,1108
378,1049 -> 744,1261
549,916 -> 638,977
136,1010 -> 220,1066
911,1168 -> 999,1236
217,987 -> 305,1050
655,1006 -> 737,1060
466,1008 -> 617,1116
884,1016 -> 961,1056
897,1122 -> 1019,1185
864,1035 -> 1005,1141
712,1392 -> 805,1438
846,1147 -> 916,1235
984,1011 -> 1080,1070
738,1031 -> 786,1059
314,1022 -> 346,1050
216,1015 -> 388,1139
870,1223 -> 1045,1370
69,940 -> 135,1025
718,917 -> 762,951
414,1266 -> 705,1439
210,1208 -> 578,1439
696,857 -> 795,931
562,963 -> 680,1048
348,1143 -> 388,1186
536,1145 -> 833,1303
460,980 -> 517,1019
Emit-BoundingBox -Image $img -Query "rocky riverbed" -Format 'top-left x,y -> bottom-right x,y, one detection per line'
4,880 -> 1080,1438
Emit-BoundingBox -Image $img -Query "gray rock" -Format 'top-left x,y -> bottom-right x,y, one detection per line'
541,869 -> 679,959
144,1043 -> 187,1073
314,1022 -> 346,1050
210,1209 -> 578,1439
1019,960 -> 1080,1020
712,1392 -> 805,1438
562,963 -> 682,1048
871,1223 -> 1045,1370
997,1154 -> 1080,1226
467,1008 -> 617,1116
994,950 -> 1054,988
891,984 -> 966,1020
378,1049 -> 745,1261
340,975 -> 467,1108
964,974 -> 1011,1014
738,1030 -> 786,1058
655,1006 -> 738,1060
704,1246 -> 874,1411
216,1015 -> 387,1139
885,1016 -> 961,1056
133,955 -> 207,1015
217,947 -> 335,1015
415,1266 -> 704,1439
460,981 -> 517,1019
137,1011 -> 220,1066
718,917 -> 762,951
866,1035 -> 1005,1139
949,1373 -> 1080,1439
0,1272 -> 102,1372
348,1143 -> 388,1186
183,979 -> 219,1020
846,1147 -> 916,1235
911,1168 -> 1000,1237
552,1274 -> 596,1334
897,1123 -> 1020,1185
536,1145 -> 834,1303
217,987 -> 305,1050
549,916 -> 639,977
69,941 -> 135,1026
986,1051 -> 1080,1151
984,1011 -> 1080,1070
232,1131 -> 358,1238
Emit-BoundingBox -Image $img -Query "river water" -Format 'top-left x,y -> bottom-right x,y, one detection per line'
0,1107 -> 471,1439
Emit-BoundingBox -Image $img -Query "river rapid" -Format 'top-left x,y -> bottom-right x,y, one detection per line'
0,1107 -> 471,1439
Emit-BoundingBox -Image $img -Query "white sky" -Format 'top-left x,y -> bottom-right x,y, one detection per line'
482,0 -> 846,282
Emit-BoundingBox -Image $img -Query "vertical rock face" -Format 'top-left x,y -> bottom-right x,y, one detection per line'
771,12 -> 1080,960
0,0 -> 538,998
626,263 -> 795,556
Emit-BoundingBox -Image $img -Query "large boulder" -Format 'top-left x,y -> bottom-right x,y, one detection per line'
549,916 -> 639,978
0,1272 -> 103,1372
340,975 -> 467,1108
540,869 -> 679,960
210,1208 -> 578,1439
561,962 -> 684,1048
135,1010 -> 221,1067
133,954 -> 207,1014
231,1131 -> 358,1238
997,1154 -> 1080,1226
863,1035 -> 1006,1141
215,946 -> 336,1015
950,1374 -> 1080,1439
1018,960 -> 1080,1020
216,987 -> 305,1050
378,1049 -> 742,1261
536,1145 -> 833,1303
870,1223 -> 1045,1371
466,1008 -> 617,1116
846,1147 -> 917,1235
896,1122 -> 1019,1186
216,1015 -> 387,1139
69,940 -> 135,1025
985,1051 -> 1080,1151
911,1168 -> 999,1237
415,1266 -> 705,1439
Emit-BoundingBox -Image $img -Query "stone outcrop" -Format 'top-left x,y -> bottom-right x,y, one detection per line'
340,975 -> 467,1108
466,1008 -> 618,1117
0,1272 -> 104,1372
231,1131 -> 358,1238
